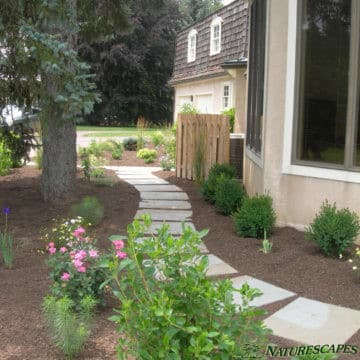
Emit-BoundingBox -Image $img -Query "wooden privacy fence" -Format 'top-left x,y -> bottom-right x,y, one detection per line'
176,114 -> 230,180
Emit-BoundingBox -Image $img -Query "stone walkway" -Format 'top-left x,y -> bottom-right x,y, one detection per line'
111,166 -> 360,347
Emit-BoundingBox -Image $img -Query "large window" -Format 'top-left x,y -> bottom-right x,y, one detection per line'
294,0 -> 360,170
246,0 -> 267,155
187,29 -> 197,63
210,17 -> 222,55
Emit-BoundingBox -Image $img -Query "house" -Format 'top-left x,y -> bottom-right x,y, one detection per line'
169,0 -> 248,133
244,0 -> 360,229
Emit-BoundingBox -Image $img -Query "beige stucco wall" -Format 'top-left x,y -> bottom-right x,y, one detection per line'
244,0 -> 360,230
173,70 -> 247,132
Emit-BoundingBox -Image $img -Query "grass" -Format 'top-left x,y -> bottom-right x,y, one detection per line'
77,126 -> 160,138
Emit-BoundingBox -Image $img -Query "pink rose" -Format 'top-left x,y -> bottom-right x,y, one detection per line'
116,251 -> 127,259
74,250 -> 87,260
60,247 -> 67,253
73,259 -> 83,268
48,247 -> 56,255
73,227 -> 86,238
88,249 -> 99,258
61,272 -> 70,281
113,239 -> 124,250
47,242 -> 55,249
77,266 -> 86,273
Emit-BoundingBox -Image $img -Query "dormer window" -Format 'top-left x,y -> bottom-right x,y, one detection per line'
210,17 -> 222,55
187,29 -> 197,62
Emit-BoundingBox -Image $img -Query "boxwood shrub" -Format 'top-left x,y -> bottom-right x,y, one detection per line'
305,201 -> 360,257
214,177 -> 246,215
233,194 -> 276,238
201,163 -> 237,203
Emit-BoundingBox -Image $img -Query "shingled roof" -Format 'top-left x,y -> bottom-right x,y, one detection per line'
169,0 -> 248,85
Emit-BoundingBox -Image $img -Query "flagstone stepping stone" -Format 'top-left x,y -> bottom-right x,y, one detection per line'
125,178 -> 169,185
140,192 -> 189,200
264,297 -> 360,344
206,254 -> 238,277
144,221 -> 195,234
134,185 -> 182,192
231,276 -> 296,307
117,174 -> 159,179
139,200 -> 191,210
136,209 -> 192,221
198,242 -> 209,254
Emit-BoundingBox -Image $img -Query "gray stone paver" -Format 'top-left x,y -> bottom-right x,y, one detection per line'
264,297 -> 360,344
136,209 -> 192,221
231,276 -> 296,307
141,192 -> 189,200
145,221 -> 195,234
112,165 -> 359,346
139,200 -> 191,210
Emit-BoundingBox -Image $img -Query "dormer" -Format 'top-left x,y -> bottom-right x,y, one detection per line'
210,16 -> 222,56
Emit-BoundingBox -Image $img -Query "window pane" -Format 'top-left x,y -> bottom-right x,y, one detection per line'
297,0 -> 351,165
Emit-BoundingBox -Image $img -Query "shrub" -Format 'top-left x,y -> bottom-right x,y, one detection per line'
42,295 -> 96,359
214,177 -> 246,215
0,141 -> 12,176
233,194 -> 276,238
136,148 -> 158,163
103,216 -> 270,359
137,135 -> 145,150
35,147 -> 43,170
111,148 -> 123,160
123,137 -> 138,151
45,222 -> 108,306
71,196 -> 104,226
151,131 -> 166,147
305,201 -> 360,257
222,107 -> 235,133
41,217 -> 89,249
180,103 -> 199,114
201,163 -> 237,203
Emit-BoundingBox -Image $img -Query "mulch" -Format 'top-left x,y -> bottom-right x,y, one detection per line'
154,170 -> 360,359
1,164 -> 359,359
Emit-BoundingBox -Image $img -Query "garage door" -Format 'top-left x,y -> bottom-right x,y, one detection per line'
195,94 -> 213,114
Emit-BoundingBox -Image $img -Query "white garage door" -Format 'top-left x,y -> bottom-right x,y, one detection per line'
194,94 -> 213,114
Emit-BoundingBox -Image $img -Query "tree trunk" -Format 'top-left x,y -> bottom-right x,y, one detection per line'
41,115 -> 77,202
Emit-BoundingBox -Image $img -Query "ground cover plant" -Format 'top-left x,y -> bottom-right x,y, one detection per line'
306,201 -> 360,257
233,194 -> 276,238
103,215 -> 270,359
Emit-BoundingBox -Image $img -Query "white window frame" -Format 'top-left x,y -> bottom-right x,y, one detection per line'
187,29 -> 197,63
222,82 -> 232,110
210,17 -> 222,56
282,0 -> 360,184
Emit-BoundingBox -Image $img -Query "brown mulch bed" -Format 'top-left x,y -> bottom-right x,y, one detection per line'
0,166 -> 139,359
154,170 -> 360,357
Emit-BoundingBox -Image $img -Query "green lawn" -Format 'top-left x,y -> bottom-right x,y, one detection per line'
77,126 -> 160,138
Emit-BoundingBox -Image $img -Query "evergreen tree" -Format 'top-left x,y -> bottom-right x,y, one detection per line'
180,0 -> 223,26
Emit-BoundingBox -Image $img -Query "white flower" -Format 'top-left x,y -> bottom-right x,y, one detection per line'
339,254 -> 343,259
349,259 -> 353,263
353,266 -> 358,270
70,219 -> 76,224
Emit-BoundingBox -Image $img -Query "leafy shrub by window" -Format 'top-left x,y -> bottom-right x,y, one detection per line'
103,216 -> 270,359
123,136 -> 138,151
0,141 -> 12,176
136,148 -> 158,163
42,295 -> 96,359
214,177 -> 246,215
201,163 -> 237,203
71,196 -> 104,226
222,107 -> 235,133
233,194 -> 276,238
305,201 -> 360,257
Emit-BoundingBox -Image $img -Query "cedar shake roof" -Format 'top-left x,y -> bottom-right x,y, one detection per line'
169,0 -> 248,85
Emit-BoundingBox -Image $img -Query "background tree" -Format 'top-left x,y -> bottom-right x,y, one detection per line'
0,0 -> 130,202
80,0 -> 181,126
180,0 -> 223,26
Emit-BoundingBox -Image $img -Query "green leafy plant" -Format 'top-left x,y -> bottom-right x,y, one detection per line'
45,222 -> 108,307
42,295 -> 96,359
136,148 -> 158,163
78,147 -> 92,181
160,154 -> 174,171
214,177 -> 246,215
0,207 -> 14,268
151,130 -> 166,147
180,103 -> 199,114
111,147 -> 123,160
123,136 -> 138,151
71,196 -> 104,226
260,229 -> 272,254
0,140 -> 12,176
201,163 -> 237,203
222,107 -> 235,133
233,194 -> 276,238
305,201 -> 360,257
102,216 -> 270,359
